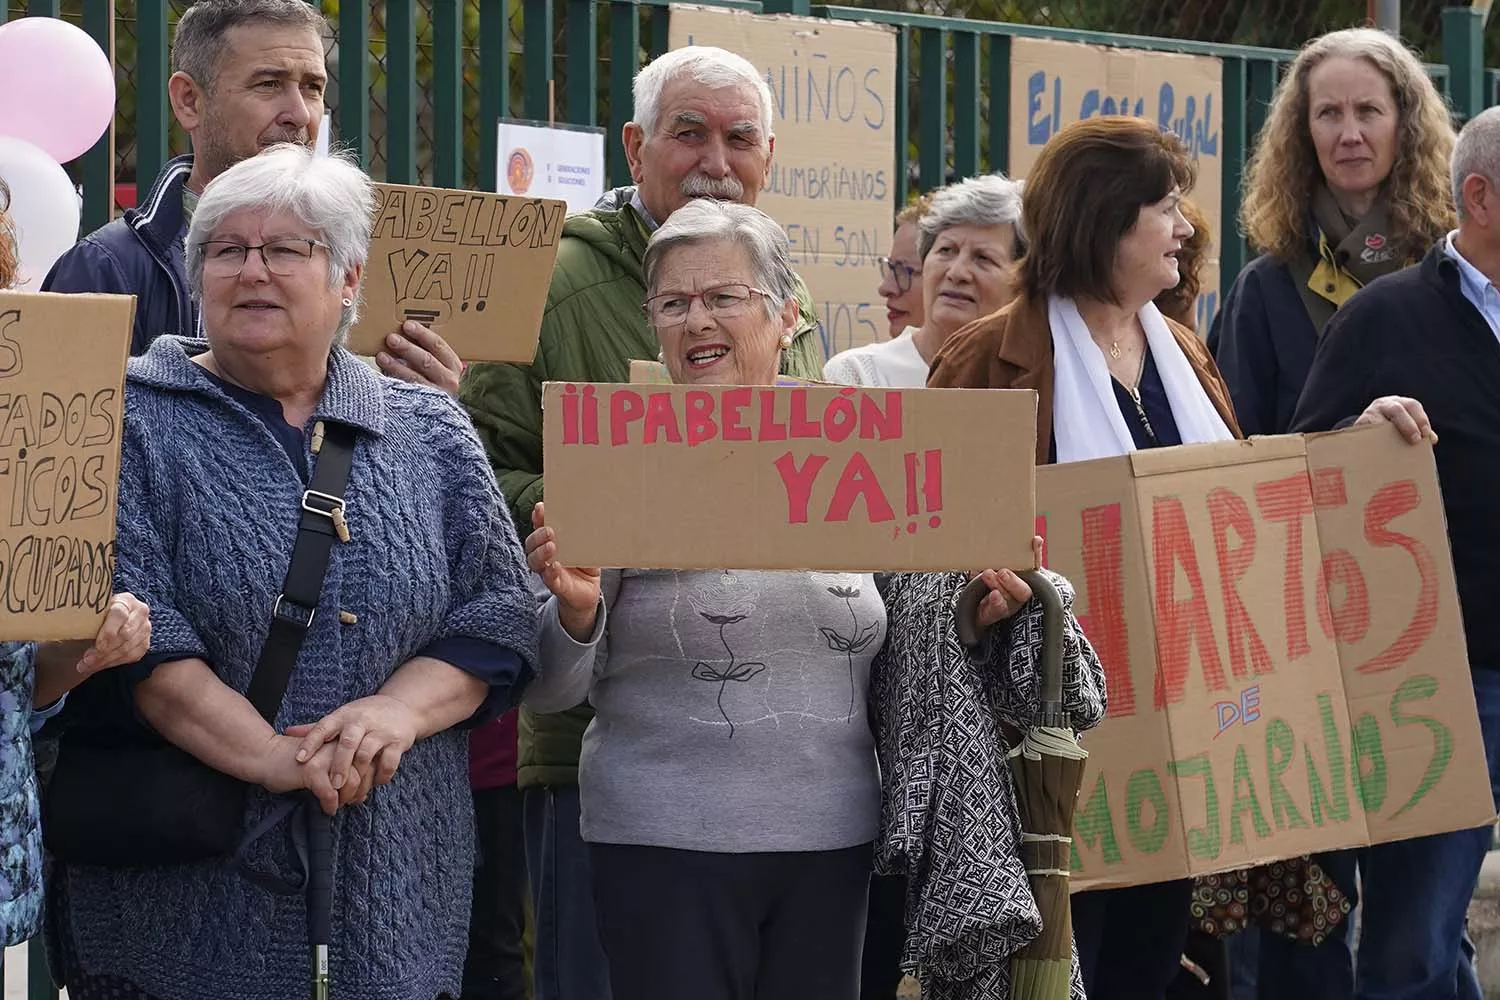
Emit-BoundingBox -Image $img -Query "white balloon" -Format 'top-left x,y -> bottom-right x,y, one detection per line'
0,135 -> 80,288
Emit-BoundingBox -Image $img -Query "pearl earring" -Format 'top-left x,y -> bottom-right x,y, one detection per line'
341,297 -> 353,307
778,333 -> 793,350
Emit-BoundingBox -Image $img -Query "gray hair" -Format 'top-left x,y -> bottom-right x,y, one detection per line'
173,0 -> 328,91
187,143 -> 374,340
632,46 -> 773,144
1454,107 -> 1500,220
643,200 -> 797,319
918,173 -> 1026,260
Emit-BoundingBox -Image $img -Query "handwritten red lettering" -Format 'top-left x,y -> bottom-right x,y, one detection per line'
721,387 -> 752,441
758,389 -> 788,441
1208,487 -> 1272,680
1079,503 -> 1137,717
581,385 -> 598,445
1152,496 -> 1229,708
823,389 -> 858,443
1316,549 -> 1370,644
1358,480 -> 1438,673
826,452 -> 896,523
859,391 -> 903,440
773,452 -> 828,524
609,390 -> 644,447
685,391 -> 718,446
788,389 -> 821,438
561,384 -> 580,445
1254,473 -> 1316,661
643,392 -> 683,445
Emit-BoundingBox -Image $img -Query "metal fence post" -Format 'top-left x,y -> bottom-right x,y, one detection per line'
1443,5 -> 1485,124
917,28 -> 945,191
80,0 -> 116,231
337,0 -> 370,168
952,30 -> 980,180
386,1 -> 417,183
479,0 -> 511,193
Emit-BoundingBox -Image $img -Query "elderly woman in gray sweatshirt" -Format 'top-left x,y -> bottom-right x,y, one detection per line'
523,198 -> 1106,1000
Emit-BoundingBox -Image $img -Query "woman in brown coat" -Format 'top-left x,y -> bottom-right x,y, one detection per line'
928,116 -> 1239,1000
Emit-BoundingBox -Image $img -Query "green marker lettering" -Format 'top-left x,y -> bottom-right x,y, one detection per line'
1125,767 -> 1170,855
1167,752 -> 1221,861
1352,711 -> 1388,813
1266,717 -> 1308,830
1228,743 -> 1271,845
1305,693 -> 1350,826
1389,674 -> 1453,818
1071,771 -> 1122,869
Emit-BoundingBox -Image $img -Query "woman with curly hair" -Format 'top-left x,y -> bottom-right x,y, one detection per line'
1210,27 -> 1455,436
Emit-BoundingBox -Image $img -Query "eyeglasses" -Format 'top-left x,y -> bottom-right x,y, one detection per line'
643,282 -> 768,328
878,257 -> 922,293
198,238 -> 329,277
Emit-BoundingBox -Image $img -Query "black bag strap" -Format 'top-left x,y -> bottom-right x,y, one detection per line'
243,421 -> 358,722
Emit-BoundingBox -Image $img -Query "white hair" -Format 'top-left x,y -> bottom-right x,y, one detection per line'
632,46 -> 773,143
187,143 -> 374,340
1453,107 -> 1500,221
644,199 -> 797,318
919,173 -> 1026,260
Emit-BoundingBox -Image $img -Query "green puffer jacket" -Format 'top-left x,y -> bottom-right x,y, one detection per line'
460,200 -> 826,789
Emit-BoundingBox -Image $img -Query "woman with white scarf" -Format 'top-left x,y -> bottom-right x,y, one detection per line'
928,116 -> 1240,1000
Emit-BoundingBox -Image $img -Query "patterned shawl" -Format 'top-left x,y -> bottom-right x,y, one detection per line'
871,571 -> 1108,999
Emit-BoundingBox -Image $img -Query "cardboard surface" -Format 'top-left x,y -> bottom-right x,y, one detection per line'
347,183 -> 567,363
1038,429 -> 1494,890
668,7 -> 898,360
0,292 -> 134,641
543,382 -> 1037,571
1008,37 -> 1223,332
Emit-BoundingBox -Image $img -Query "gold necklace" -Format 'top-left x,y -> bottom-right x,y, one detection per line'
1109,341 -> 1122,360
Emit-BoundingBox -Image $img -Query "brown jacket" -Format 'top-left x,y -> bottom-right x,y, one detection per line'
927,294 -> 1241,465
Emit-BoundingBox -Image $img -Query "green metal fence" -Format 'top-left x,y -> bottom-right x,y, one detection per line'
0,3 -> 1495,996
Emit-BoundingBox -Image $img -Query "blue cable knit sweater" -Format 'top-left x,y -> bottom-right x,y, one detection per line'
58,337 -> 539,1000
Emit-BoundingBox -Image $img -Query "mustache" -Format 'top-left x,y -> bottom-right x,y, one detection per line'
262,129 -> 313,147
680,173 -> 745,201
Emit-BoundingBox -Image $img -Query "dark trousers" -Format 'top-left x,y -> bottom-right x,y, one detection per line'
1073,878 -> 1195,1000
523,786 -> 612,1000
463,784 -> 529,1000
860,872 -> 908,1000
590,841 -> 871,1000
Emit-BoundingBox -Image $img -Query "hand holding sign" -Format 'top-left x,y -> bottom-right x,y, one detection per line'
376,319 -> 464,396
1355,396 -> 1438,445
971,536 -> 1047,630
526,501 -> 602,641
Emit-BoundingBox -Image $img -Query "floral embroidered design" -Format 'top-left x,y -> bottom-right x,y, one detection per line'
687,576 -> 765,738
820,584 -> 880,722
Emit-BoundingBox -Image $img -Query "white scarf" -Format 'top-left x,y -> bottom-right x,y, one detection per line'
1048,295 -> 1233,464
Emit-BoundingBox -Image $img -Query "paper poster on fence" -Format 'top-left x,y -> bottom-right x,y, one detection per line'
0,292 -> 134,642
543,382 -> 1037,571
347,183 -> 568,363
669,6 -> 897,360
1036,429 -> 1494,891
496,119 -> 607,213
1008,36 -> 1224,328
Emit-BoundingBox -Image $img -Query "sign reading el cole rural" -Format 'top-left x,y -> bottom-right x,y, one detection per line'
1009,37 -> 1224,332
0,291 -> 134,641
542,382 -> 1038,572
1040,429 -> 1495,890
347,182 -> 567,363
669,6 -> 897,359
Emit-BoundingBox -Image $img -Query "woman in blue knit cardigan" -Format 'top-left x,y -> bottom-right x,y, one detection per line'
50,145 -> 539,1000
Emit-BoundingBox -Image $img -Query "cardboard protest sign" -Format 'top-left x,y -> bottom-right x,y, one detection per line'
0,292 -> 134,641
669,6 -> 897,359
348,182 -> 567,363
1037,429 -> 1494,890
1009,37 -> 1223,330
543,382 -> 1037,571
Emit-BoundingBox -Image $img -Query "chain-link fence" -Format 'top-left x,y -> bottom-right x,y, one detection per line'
1,0 -> 1482,195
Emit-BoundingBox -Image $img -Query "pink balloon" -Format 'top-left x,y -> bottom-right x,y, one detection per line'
0,17 -> 115,164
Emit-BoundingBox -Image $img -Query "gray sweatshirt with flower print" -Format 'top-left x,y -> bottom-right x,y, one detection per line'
527,569 -> 887,853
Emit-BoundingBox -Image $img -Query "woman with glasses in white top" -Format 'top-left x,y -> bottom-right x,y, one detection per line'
825,174 -> 1024,388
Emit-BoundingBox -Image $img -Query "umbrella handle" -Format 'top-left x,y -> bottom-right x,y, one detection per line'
955,570 -> 1069,728
306,798 -> 333,1000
